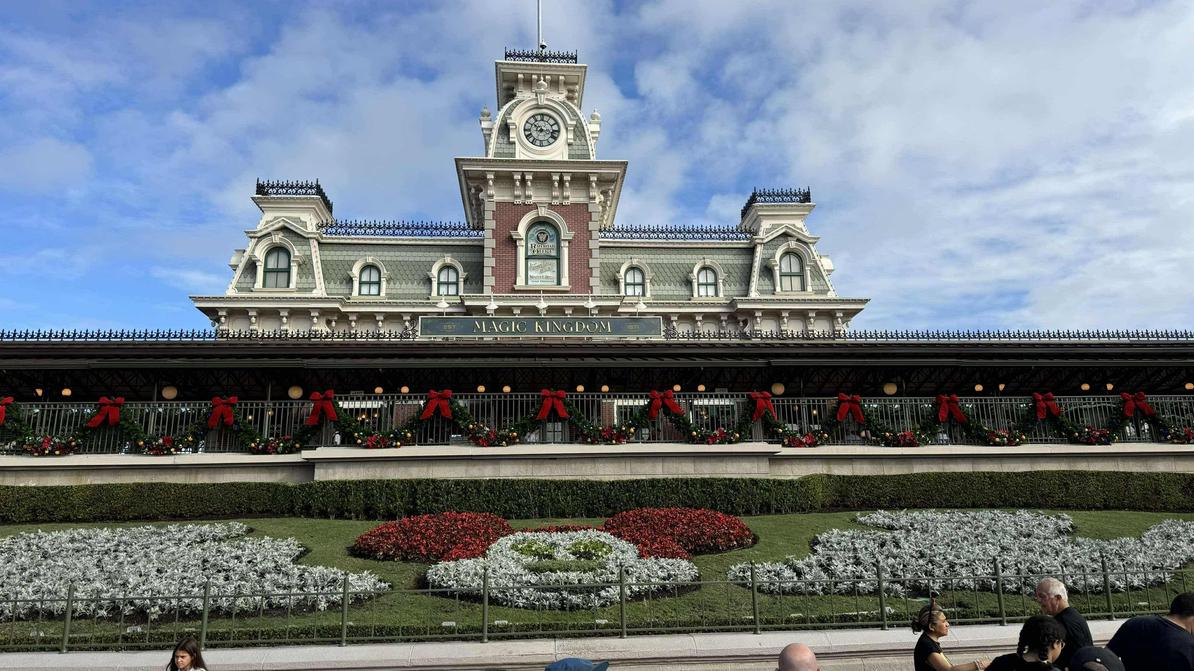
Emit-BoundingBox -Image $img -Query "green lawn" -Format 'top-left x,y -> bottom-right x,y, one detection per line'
2,509 -> 1193,651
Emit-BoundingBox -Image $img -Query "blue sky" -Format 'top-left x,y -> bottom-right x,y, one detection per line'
2,0 -> 1192,329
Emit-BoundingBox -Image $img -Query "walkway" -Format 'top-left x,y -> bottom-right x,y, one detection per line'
0,619 -> 1122,670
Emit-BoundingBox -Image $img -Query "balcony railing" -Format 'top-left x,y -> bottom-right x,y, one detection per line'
3,394 -> 1192,455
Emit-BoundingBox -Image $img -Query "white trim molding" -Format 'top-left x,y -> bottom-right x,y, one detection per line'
428,256 -> 468,297
689,258 -> 725,299
251,234 -> 303,290
767,241 -> 813,295
351,257 -> 390,298
617,258 -> 652,298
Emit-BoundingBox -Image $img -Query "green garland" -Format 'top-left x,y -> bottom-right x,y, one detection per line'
0,399 -> 31,445
915,398 -> 1029,447
817,398 -> 910,447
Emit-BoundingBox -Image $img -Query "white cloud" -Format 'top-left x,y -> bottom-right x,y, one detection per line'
0,138 -> 93,192
2,0 -> 1193,329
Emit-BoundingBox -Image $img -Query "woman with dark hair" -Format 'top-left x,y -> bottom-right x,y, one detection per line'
167,636 -> 208,671
912,602 -> 989,671
985,615 -> 1067,671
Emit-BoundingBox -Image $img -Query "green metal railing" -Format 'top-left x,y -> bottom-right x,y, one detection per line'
3,563 -> 1188,653
5,393 -> 1193,454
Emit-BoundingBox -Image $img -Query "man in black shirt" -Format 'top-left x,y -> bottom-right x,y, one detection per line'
1035,578 -> 1092,670
1107,592 -> 1194,671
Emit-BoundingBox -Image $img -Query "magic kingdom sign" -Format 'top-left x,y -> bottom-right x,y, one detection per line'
418,316 -> 663,338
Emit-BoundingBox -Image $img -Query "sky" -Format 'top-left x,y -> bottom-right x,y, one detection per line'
1,0 -> 1192,330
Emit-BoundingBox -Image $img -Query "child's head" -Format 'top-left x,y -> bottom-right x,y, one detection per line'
171,636 -> 205,671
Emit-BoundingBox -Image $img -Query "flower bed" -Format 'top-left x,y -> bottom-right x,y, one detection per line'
730,510 -> 1194,596
352,512 -> 513,562
0,522 -> 387,619
425,530 -> 698,609
601,508 -> 755,560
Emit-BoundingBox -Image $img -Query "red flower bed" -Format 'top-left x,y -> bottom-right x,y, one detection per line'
353,512 -> 514,562
600,508 -> 755,559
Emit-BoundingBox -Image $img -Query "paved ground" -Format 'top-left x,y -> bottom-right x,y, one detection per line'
0,619 -> 1122,670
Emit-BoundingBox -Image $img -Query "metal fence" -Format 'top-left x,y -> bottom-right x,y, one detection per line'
1,562 -> 1186,653
4,394 -> 1193,454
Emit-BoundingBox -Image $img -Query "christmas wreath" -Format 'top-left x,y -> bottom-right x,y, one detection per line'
914,394 -> 1029,447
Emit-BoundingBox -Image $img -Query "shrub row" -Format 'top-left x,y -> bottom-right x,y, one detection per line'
1,471 -> 1192,524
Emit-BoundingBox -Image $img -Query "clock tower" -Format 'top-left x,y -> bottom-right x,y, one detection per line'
456,48 -> 626,296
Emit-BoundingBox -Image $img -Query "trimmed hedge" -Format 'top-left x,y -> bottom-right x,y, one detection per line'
0,471 -> 1191,524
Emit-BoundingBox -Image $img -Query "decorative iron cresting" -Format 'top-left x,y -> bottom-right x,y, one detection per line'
255,179 -> 333,214
319,219 -> 481,238
740,187 -> 812,219
599,224 -> 752,241
503,48 -> 578,63
1,328 -> 1193,343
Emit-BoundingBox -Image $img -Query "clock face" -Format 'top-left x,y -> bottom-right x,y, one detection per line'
523,113 -> 561,147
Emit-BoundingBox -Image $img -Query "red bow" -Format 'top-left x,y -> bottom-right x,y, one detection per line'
207,396 -> 239,429
1032,392 -> 1062,420
85,397 -> 125,428
420,389 -> 454,420
304,390 -> 338,426
935,394 -> 968,424
0,396 -> 11,426
1121,392 -> 1155,418
835,393 -> 864,423
535,389 -> 569,420
647,390 -> 684,420
749,391 -> 776,421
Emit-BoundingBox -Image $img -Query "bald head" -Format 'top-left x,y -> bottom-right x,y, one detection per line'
777,643 -> 819,671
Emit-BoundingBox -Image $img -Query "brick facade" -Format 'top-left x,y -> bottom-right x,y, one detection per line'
492,202 -> 593,293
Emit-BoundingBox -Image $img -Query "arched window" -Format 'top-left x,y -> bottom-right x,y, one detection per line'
437,266 -> 460,296
263,248 -> 291,288
624,267 -> 645,296
696,267 -> 718,297
779,253 -> 804,292
525,222 -> 560,286
359,265 -> 382,296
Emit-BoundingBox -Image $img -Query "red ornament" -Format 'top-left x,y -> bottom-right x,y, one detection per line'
85,397 -> 125,428
748,391 -> 776,421
207,396 -> 238,429
534,389 -> 569,420
935,394 -> 968,424
420,389 -> 454,420
0,396 -> 12,426
1032,392 -> 1062,420
835,393 -> 864,423
647,390 -> 683,420
304,390 -> 338,426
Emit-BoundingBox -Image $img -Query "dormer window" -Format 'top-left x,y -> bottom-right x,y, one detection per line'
624,267 -> 645,296
437,266 -> 460,296
263,248 -> 291,288
696,267 -> 719,297
359,265 -> 382,296
779,253 -> 805,292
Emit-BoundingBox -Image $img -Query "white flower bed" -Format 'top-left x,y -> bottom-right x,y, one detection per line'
729,510 -> 1194,596
0,522 -> 388,619
425,530 -> 699,609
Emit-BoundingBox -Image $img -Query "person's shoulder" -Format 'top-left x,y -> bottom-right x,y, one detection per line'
914,634 -> 940,652
1059,606 -> 1088,621
984,652 -> 1018,671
